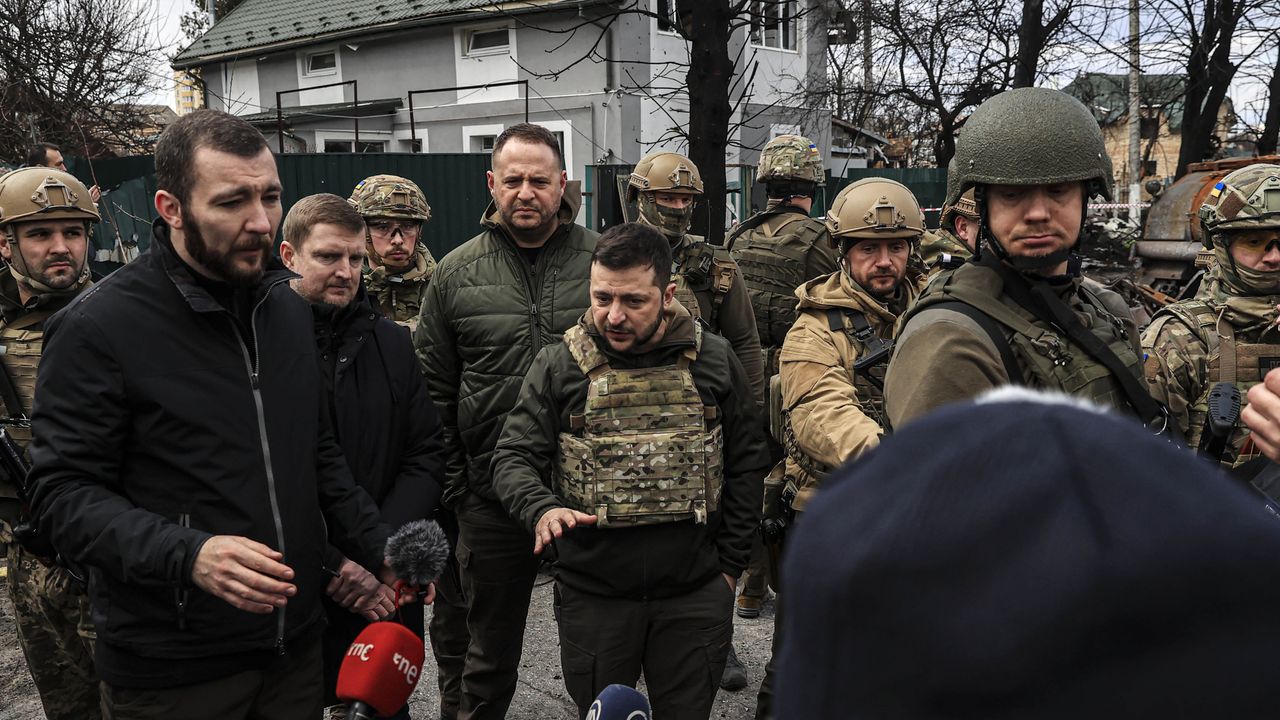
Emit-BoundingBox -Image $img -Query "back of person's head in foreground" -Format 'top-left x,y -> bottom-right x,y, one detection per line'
777,388 -> 1280,718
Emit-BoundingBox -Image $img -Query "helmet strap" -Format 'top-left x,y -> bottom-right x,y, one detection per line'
973,184 -> 1081,276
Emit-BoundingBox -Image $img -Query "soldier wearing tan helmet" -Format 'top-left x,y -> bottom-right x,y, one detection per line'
919,159 -> 980,277
725,135 -> 837,623
1146,163 -> 1280,477
627,152 -> 765,410
885,88 -> 1151,432
0,167 -> 101,720
753,177 -> 924,719
348,174 -> 437,329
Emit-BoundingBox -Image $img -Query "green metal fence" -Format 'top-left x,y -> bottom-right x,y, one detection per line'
818,168 -> 949,228
66,153 -> 496,260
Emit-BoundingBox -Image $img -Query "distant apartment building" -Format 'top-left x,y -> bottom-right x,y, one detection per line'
174,70 -> 206,116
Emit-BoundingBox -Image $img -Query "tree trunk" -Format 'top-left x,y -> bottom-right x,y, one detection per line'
934,115 -> 957,167
1258,48 -> 1280,156
1175,0 -> 1241,177
686,2 -> 736,245
1013,0 -> 1045,88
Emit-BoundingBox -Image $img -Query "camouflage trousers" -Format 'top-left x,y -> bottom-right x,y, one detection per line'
5,541 -> 101,720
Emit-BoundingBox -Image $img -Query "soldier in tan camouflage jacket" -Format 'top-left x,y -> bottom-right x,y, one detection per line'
919,159 -> 979,277
0,167 -> 100,720
1144,163 -> 1280,485
348,174 -> 437,329
753,176 -> 924,720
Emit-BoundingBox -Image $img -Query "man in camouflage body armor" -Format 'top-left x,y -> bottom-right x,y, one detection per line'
724,134 -> 836,619
1144,163 -> 1280,484
919,159 -> 979,276
349,174 -> 437,329
628,152 -> 765,408
885,88 -> 1150,430
491,222 -> 766,719
753,178 -> 924,720
0,167 -> 100,719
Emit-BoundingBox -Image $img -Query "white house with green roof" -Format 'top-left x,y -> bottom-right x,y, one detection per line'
171,0 -> 831,186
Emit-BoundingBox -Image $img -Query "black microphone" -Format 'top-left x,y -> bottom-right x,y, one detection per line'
384,519 -> 450,589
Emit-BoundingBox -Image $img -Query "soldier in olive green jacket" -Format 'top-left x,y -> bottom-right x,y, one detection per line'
885,88 -> 1151,431
413,124 -> 597,720
491,223 -> 766,720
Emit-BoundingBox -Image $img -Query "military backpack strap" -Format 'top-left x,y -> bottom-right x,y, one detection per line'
1217,317 -> 1238,384
0,349 -> 27,422
930,301 -> 1026,386
725,203 -> 809,251
707,256 -> 737,325
826,308 -> 894,375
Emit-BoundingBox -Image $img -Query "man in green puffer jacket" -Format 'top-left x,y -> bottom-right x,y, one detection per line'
413,123 -> 597,720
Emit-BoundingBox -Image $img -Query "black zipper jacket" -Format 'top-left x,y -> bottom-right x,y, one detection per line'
28,221 -> 390,687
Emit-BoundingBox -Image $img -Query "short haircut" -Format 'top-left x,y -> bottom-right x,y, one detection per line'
282,193 -> 365,250
155,109 -> 269,204
26,143 -> 59,167
492,123 -> 564,170
592,222 -> 672,288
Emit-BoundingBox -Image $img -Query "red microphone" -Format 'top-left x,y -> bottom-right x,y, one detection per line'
336,621 -> 426,719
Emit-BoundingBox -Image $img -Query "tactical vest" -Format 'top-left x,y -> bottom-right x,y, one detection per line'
1153,300 -> 1279,467
902,263 -> 1143,411
555,324 -> 724,527
0,313 -> 46,523
364,246 -> 436,330
781,308 -> 891,502
673,237 -> 736,329
728,212 -> 829,352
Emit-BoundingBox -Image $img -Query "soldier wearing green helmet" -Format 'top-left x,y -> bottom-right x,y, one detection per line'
348,174 -> 437,329
1143,163 -> 1280,478
0,167 -> 101,720
918,158 -> 980,277
885,87 -> 1159,432
724,134 -> 837,622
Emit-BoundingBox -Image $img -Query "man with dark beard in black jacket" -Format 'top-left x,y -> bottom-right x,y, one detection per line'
27,110 -> 399,720
279,193 -> 445,720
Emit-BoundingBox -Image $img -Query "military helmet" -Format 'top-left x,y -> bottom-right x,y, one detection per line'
952,87 -> 1113,201
1199,163 -> 1280,248
348,174 -> 431,222
940,188 -> 979,228
0,167 -> 100,228
825,177 -> 925,244
628,152 -> 704,197
757,134 -> 824,185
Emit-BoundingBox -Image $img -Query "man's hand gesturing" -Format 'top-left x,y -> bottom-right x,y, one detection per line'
533,507 -> 597,554
191,535 -> 296,614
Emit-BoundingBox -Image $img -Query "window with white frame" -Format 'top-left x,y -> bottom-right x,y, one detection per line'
323,139 -> 385,153
304,50 -> 338,77
464,27 -> 510,57
470,135 -> 497,153
656,0 -> 679,34
750,1 -> 799,51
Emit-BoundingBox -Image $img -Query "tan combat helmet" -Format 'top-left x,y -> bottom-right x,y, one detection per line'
348,174 -> 431,222
939,188 -> 979,229
0,167 -> 98,294
629,151 -> 703,240
825,177 -> 925,250
757,134 -> 824,186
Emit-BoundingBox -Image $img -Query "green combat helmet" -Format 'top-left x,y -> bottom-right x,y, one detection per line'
628,151 -> 703,240
0,167 -> 98,295
348,174 -> 432,223
757,135 -> 824,198
951,87 -> 1112,270
825,177 -> 925,255
1199,163 -> 1280,295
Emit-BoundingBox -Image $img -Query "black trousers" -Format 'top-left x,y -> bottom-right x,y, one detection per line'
100,636 -> 323,720
556,575 -> 734,720
455,495 -> 541,720
429,509 -> 470,720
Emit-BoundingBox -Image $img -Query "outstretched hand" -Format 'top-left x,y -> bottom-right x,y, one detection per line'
533,507 -> 598,554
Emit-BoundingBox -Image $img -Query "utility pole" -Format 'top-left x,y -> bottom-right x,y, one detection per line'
861,0 -> 872,91
1127,0 -> 1141,223
208,0 -> 217,24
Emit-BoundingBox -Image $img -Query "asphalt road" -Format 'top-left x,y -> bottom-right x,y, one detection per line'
0,570 -> 775,720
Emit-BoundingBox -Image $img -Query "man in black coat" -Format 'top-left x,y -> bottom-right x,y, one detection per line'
279,193 -> 445,719
28,110 -> 399,720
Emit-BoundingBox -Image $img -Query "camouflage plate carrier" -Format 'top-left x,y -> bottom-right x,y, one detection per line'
555,324 -> 724,527
673,237 -> 737,327
1148,301 -> 1277,467
728,210 -> 830,368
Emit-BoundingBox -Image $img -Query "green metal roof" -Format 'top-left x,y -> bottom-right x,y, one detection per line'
1061,72 -> 1187,131
172,0 -> 582,68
